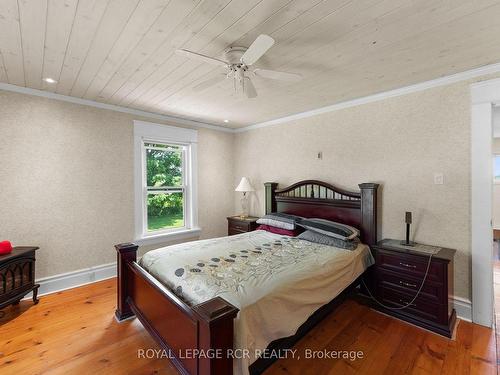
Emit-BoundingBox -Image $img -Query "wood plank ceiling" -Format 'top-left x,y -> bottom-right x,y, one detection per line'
1,0 -> 500,129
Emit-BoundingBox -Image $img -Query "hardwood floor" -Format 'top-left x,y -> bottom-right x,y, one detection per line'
0,278 -> 496,375
0,280 -> 176,375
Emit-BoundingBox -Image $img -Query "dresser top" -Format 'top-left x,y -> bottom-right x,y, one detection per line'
227,216 -> 259,222
375,239 -> 455,261
0,246 -> 39,262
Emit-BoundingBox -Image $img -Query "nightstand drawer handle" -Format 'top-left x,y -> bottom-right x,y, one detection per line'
233,225 -> 244,230
399,299 -> 416,307
399,262 -> 416,269
399,281 -> 417,288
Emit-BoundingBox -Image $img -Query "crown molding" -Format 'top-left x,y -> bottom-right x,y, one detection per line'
3,61 -> 500,134
0,82 -> 233,133
236,62 -> 500,133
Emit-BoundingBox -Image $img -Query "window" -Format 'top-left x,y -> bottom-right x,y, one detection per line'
495,155 -> 500,184
134,121 -> 199,244
145,143 -> 185,232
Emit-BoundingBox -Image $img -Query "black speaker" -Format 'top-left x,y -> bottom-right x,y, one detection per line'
401,211 -> 416,246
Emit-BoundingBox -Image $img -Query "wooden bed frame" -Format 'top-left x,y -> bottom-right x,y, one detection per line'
115,180 -> 379,375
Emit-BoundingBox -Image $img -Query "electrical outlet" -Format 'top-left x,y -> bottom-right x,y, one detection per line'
434,172 -> 444,185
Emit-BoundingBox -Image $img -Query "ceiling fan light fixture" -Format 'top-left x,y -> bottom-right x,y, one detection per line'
179,34 -> 301,99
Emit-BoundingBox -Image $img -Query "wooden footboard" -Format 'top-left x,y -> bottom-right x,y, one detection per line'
115,180 -> 379,374
115,243 -> 239,375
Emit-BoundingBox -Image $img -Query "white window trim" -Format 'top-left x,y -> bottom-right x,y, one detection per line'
134,120 -> 200,245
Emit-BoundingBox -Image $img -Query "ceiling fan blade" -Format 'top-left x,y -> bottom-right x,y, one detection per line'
253,68 -> 302,82
244,78 -> 257,98
193,74 -> 227,92
176,49 -> 228,67
240,34 -> 275,65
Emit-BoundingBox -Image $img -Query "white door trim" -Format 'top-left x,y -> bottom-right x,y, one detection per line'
470,78 -> 500,327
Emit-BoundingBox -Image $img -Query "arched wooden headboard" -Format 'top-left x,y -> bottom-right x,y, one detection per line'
264,180 -> 379,245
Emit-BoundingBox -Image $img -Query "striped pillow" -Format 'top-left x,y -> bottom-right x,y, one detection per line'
297,218 -> 359,240
256,213 -> 302,230
297,230 -> 359,250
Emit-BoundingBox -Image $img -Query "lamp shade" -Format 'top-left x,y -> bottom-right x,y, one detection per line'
235,177 -> 255,192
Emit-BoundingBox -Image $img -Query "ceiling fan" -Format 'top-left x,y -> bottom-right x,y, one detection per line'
176,35 -> 302,99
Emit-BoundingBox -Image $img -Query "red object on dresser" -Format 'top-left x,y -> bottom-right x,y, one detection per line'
0,241 -> 13,255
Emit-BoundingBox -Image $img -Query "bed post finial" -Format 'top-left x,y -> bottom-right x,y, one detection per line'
193,297 -> 239,375
358,183 -> 379,246
264,182 -> 278,214
115,243 -> 138,322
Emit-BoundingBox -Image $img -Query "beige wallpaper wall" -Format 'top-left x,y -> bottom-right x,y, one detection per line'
1,74 -> 498,300
0,90 -> 234,279
234,80 -> 479,301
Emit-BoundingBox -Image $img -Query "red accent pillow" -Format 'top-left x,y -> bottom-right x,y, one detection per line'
257,225 -> 303,237
0,241 -> 13,255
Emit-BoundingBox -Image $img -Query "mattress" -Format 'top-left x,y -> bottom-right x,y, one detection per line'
140,230 -> 374,374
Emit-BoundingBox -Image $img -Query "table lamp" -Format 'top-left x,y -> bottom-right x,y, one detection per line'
235,177 -> 255,218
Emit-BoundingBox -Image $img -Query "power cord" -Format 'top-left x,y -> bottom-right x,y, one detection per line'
361,253 -> 434,310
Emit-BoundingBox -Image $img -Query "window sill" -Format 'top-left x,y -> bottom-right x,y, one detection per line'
135,227 -> 201,246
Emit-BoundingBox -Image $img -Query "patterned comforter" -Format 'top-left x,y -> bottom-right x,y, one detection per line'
140,230 -> 374,374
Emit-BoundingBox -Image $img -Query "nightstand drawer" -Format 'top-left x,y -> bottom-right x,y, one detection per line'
375,251 -> 445,283
376,268 -> 445,304
229,222 -> 251,231
227,216 -> 259,236
228,228 -> 246,236
378,286 -> 448,324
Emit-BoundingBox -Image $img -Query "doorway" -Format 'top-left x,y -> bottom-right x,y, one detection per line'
471,78 -> 500,328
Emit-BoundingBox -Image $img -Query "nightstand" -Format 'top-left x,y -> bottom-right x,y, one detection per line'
227,216 -> 259,236
364,239 -> 456,337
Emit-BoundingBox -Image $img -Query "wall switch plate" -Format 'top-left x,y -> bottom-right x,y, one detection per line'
434,172 -> 444,185
317,151 -> 322,160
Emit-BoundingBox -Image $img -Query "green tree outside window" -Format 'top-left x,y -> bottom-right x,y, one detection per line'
145,143 -> 185,231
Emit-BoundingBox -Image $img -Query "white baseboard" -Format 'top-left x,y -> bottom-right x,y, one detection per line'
23,262 -> 474,323
23,262 -> 116,299
452,296 -> 472,322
